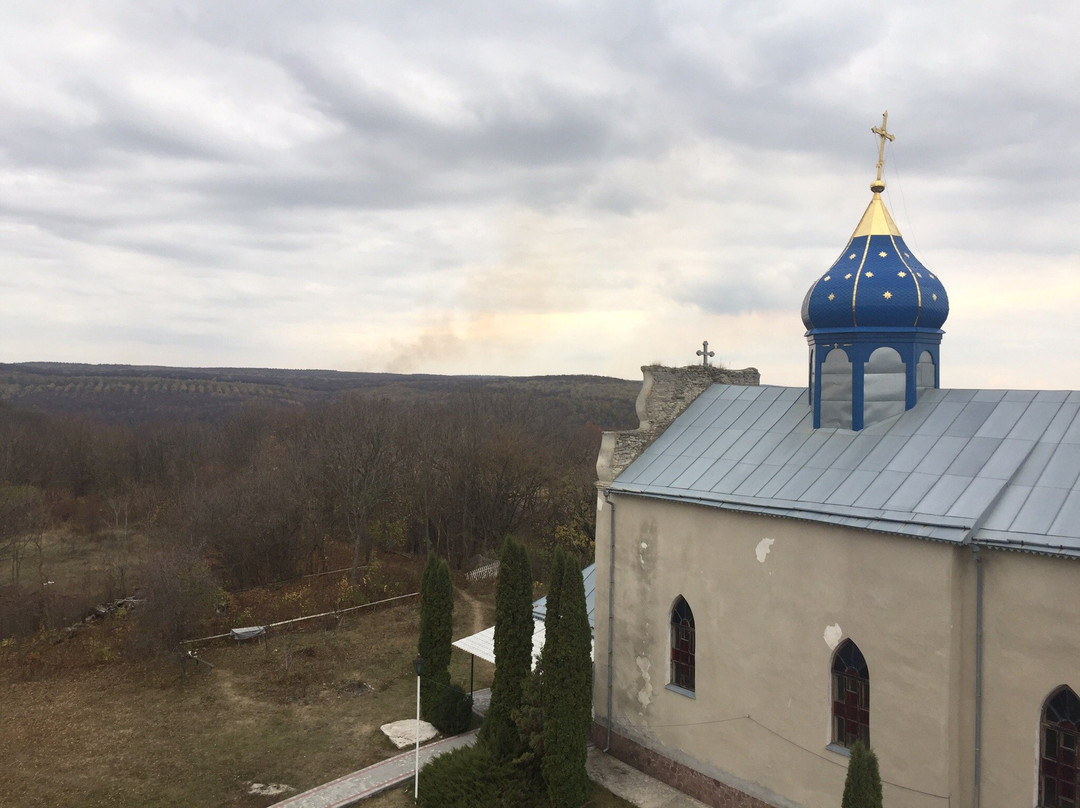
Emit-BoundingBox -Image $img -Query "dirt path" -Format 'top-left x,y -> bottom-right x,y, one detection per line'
455,588 -> 486,635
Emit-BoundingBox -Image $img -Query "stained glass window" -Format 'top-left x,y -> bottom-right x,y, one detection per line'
1041,686 -> 1080,808
670,596 -> 695,692
831,639 -> 869,748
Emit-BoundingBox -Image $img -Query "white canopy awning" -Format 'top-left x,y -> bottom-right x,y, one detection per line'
452,618 -> 547,667
452,563 -> 596,666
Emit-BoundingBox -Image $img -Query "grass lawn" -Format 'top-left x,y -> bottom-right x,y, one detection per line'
0,581 -> 497,808
0,561 -> 634,808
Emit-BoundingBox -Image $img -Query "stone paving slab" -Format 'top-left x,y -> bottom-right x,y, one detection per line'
586,748 -> 710,808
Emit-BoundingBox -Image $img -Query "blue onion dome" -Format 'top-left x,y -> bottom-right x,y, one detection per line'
801,189 -> 949,331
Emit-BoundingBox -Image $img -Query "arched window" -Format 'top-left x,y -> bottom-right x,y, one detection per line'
670,596 -> 695,692
831,639 -> 869,748
1041,686 -> 1080,807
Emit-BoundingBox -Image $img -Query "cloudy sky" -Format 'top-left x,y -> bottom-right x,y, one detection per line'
3,1 -> 1079,388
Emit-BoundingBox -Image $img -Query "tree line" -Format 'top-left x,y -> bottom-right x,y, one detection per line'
0,386 -> 607,636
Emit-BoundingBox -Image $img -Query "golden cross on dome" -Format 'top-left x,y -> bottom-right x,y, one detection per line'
871,111 -> 895,191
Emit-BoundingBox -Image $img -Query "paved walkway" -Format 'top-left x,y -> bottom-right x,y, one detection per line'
271,685 -> 706,808
270,729 -> 478,808
587,748 -> 709,808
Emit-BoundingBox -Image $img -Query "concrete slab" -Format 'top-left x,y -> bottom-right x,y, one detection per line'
379,719 -> 438,749
586,748 -> 710,808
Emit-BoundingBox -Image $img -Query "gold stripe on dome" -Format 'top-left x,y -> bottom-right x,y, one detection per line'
890,233 -> 922,326
851,236 -> 872,325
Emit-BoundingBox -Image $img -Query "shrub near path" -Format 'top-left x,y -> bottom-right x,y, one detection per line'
0,578 -> 496,808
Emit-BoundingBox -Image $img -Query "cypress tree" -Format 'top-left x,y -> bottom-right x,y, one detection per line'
511,548 -> 569,773
539,549 -> 567,672
431,559 -> 454,696
417,553 -> 453,718
480,536 -> 534,759
841,740 -> 883,808
542,554 -> 592,808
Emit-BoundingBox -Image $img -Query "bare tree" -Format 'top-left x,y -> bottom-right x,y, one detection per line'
311,396 -> 399,583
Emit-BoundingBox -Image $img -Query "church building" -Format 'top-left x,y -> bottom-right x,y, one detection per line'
592,116 -> 1080,808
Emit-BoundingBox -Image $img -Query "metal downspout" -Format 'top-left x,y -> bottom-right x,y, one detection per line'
973,546 -> 983,808
604,487 -> 616,752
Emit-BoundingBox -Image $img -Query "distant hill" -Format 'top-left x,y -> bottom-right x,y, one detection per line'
0,362 -> 641,430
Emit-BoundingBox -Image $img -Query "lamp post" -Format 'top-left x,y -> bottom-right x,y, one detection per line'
413,654 -> 424,800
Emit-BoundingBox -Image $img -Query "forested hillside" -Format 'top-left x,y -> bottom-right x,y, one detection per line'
0,367 -> 640,641
0,363 -> 639,428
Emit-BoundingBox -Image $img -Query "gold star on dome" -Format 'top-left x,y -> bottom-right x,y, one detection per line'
904,252 -> 910,257
916,272 -> 922,278
932,293 -> 938,301
844,273 -> 852,279
824,275 -> 831,281
865,271 -> 874,278
849,253 -> 857,260
828,293 -> 835,301
883,291 -> 893,300
897,271 -> 906,278
878,251 -> 888,258
930,273 -> 936,279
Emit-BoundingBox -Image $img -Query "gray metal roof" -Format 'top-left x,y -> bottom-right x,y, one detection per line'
610,385 -> 1080,559
533,563 -> 595,623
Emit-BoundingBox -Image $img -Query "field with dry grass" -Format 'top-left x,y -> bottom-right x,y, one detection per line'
0,568 -> 498,808
1,544 -> 635,808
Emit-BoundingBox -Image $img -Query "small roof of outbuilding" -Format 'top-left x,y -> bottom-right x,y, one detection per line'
609,385 -> 1080,559
451,563 -> 596,666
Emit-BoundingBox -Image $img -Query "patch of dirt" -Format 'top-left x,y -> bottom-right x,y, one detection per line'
456,588 -> 486,635
339,679 -> 374,696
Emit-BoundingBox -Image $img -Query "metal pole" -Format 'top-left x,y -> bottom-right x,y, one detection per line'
414,671 -> 421,800
973,547 -> 983,808
604,488 -> 616,752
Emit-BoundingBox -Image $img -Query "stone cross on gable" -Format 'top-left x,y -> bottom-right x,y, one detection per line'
696,340 -> 715,367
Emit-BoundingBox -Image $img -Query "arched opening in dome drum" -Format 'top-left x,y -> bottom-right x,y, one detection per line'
864,347 -> 906,424
820,348 -> 852,429
917,351 -> 936,399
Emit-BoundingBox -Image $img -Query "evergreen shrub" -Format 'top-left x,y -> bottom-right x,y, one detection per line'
416,744 -> 544,808
841,740 -> 883,808
430,683 -> 473,735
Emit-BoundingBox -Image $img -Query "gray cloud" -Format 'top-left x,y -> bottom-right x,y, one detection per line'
1,1 -> 1078,386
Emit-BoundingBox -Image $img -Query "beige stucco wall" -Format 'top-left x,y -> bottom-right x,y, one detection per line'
593,493 -> 969,808
978,549 -> 1080,808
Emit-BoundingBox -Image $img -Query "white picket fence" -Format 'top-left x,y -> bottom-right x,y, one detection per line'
465,560 -> 499,581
